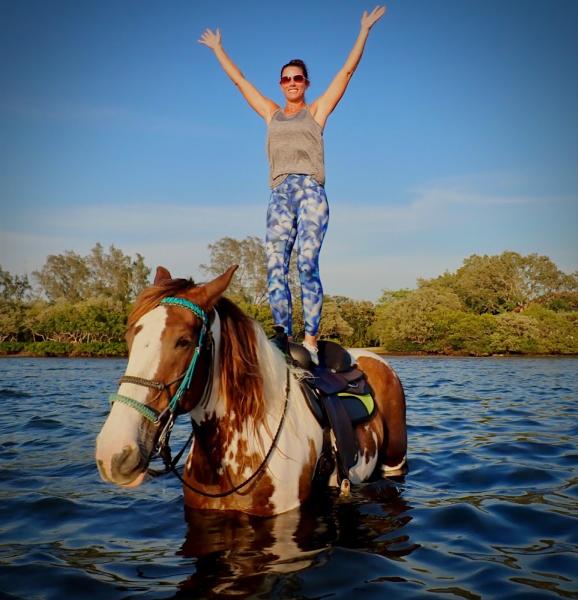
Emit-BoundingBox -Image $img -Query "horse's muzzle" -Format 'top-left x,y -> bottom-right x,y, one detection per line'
96,444 -> 147,487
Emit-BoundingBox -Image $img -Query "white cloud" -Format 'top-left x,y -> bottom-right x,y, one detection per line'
27,202 -> 264,239
1,175 -> 575,301
330,179 -> 536,239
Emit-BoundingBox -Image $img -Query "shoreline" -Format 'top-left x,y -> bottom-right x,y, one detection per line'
1,347 -> 576,359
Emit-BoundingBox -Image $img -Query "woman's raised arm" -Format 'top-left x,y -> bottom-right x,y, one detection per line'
198,28 -> 278,121
310,6 -> 386,129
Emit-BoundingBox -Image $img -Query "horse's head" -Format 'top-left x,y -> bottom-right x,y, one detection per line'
95,265 -> 237,488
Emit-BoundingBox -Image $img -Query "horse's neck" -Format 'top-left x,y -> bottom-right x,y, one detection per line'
190,314 -> 288,454
185,315 -> 323,511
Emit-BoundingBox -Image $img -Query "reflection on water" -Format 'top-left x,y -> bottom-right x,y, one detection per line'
0,356 -> 577,599
177,482 -> 416,598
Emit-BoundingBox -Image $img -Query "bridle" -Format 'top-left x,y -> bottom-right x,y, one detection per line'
109,297 -> 210,470
108,295 -> 291,498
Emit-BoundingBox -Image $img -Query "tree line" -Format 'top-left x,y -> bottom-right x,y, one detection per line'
1,240 -> 577,356
0,244 -> 149,356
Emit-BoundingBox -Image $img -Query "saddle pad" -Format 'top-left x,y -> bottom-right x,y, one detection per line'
336,392 -> 375,424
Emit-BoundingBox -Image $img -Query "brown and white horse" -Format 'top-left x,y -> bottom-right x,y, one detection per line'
95,266 -> 407,516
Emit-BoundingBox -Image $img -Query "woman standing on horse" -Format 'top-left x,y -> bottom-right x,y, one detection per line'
199,6 -> 386,362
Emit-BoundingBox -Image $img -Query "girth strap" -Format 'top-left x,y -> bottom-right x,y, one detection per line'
321,395 -> 359,473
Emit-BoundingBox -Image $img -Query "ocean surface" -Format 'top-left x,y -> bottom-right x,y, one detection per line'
0,356 -> 577,599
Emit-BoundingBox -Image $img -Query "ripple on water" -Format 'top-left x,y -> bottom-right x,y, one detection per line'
458,460 -> 563,491
489,502 -> 578,543
24,416 -> 62,430
0,356 -> 577,599
0,388 -> 32,399
482,439 -> 573,458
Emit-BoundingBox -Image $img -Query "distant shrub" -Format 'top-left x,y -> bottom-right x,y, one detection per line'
0,341 -> 127,357
25,341 -> 71,356
68,342 -> 127,357
0,342 -> 27,355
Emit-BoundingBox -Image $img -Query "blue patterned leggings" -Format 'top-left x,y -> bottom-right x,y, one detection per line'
266,174 -> 329,337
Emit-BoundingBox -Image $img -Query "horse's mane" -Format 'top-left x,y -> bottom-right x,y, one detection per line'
214,297 -> 265,427
128,279 -> 265,427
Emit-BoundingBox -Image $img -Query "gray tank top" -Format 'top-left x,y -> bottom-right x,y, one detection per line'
266,108 -> 325,188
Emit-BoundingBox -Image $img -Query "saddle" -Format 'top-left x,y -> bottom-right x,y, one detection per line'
271,328 -> 375,481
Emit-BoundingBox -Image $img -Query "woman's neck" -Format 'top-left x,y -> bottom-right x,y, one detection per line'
283,100 -> 306,115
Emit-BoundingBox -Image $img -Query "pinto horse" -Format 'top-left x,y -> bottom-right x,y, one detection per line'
96,266 -> 407,516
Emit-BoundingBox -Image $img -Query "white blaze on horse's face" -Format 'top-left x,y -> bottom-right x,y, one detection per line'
95,306 -> 168,487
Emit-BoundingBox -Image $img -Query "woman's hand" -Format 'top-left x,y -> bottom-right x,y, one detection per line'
361,5 -> 387,31
198,28 -> 222,50
197,27 -> 278,121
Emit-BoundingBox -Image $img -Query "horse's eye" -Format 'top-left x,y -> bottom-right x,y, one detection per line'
176,337 -> 193,348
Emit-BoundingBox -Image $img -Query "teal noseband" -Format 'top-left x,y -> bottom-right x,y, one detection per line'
109,297 -> 209,423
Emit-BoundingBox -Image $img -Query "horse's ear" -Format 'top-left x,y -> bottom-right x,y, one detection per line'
154,266 -> 172,285
203,265 -> 238,307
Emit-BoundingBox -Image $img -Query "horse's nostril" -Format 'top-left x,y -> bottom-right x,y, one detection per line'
96,459 -> 111,482
111,445 -> 142,480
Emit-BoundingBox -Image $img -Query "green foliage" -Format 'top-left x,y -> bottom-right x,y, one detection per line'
372,286 -> 464,351
0,266 -> 33,342
443,312 -> 497,355
68,342 -> 127,357
422,251 -> 577,315
0,247 -> 576,357
376,289 -> 412,305
538,291 -> 578,312
26,298 -> 126,344
317,300 -> 354,341
330,296 -> 378,347
488,313 -> 543,354
0,266 -> 32,303
201,236 -> 270,305
0,341 -> 27,355
33,250 -> 91,303
19,341 -> 71,357
522,305 -> 578,354
33,243 -> 150,307
372,254 -> 577,355
0,341 -> 126,357
0,304 -> 26,342
87,243 -> 150,308
202,235 -> 301,308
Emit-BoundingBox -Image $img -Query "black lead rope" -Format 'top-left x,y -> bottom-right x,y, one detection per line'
160,367 -> 291,499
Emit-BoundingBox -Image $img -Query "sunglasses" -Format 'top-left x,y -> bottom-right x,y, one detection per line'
280,74 -> 307,84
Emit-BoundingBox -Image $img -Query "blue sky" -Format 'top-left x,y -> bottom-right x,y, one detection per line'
1,0 -> 577,300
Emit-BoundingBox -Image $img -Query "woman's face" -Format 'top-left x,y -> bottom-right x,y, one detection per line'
280,66 -> 309,102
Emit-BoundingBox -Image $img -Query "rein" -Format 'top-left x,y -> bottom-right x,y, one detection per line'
172,366 -> 291,498
109,295 -> 292,498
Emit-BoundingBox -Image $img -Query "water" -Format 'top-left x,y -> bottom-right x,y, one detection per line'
0,356 -> 577,599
